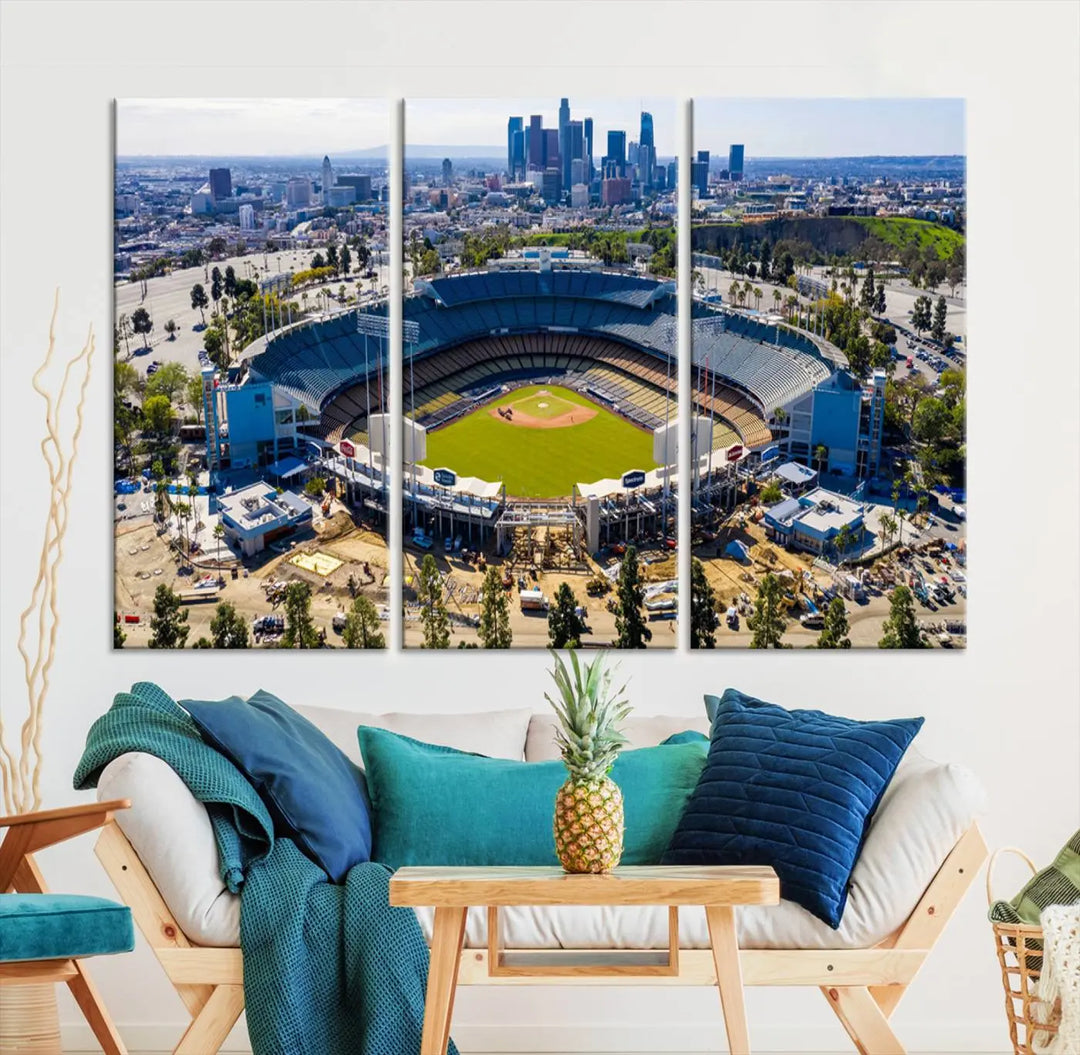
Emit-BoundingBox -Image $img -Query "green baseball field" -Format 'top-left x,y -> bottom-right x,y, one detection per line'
419,384 -> 661,498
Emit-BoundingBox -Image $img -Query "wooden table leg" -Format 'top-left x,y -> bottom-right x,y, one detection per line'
706,905 -> 751,1055
422,906 -> 468,1055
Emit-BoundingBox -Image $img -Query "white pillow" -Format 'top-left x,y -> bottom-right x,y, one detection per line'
295,704 -> 533,764
525,712 -> 711,762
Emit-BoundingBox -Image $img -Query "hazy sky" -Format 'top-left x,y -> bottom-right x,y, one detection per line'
407,98 -> 678,156
694,98 -> 965,157
117,99 -> 389,156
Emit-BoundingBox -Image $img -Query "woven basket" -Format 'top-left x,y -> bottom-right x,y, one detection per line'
988,847 -> 1062,1054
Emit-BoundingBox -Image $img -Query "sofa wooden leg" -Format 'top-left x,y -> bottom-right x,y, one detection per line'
66,960 -> 128,1055
173,983 -> 244,1055
822,985 -> 906,1054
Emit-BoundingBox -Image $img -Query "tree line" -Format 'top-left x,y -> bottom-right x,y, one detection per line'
689,558 -> 927,649
411,545 -> 658,650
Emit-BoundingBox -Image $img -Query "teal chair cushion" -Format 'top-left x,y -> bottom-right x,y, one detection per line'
0,894 -> 134,962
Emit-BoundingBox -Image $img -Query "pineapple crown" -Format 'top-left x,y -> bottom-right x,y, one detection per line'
545,649 -> 632,781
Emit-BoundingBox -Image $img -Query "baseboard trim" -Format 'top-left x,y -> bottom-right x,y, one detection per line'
61,1020 -> 1010,1053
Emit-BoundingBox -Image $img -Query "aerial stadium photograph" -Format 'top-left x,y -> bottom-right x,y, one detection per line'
401,97 -> 679,649
688,98 -> 967,649
113,99 -> 393,649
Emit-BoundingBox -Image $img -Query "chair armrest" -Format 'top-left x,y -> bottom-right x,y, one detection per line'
1,800 -> 131,890
0,799 -> 130,829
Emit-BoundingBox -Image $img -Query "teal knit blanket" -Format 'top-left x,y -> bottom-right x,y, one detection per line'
74,682 -> 456,1055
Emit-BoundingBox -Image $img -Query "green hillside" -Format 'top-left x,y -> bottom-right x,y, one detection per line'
692,216 -> 963,262
851,217 -> 964,260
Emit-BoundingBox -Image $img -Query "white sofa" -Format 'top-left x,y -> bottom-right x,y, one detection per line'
97,704 -> 986,956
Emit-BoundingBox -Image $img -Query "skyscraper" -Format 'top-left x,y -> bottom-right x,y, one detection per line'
321,156 -> 334,198
569,120 -> 584,183
507,116 -> 523,178
543,129 -> 560,171
728,144 -> 745,181
511,129 -> 526,181
528,115 -> 544,170
208,167 -> 232,202
693,150 -> 710,197
441,158 -> 453,187
606,130 -> 626,177
639,112 -> 655,191
583,117 -> 594,182
558,97 -> 571,192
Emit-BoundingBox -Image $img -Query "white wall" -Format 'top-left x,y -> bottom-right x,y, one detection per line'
2,3 -> 1078,1051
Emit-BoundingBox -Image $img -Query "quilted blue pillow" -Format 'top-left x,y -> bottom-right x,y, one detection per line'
662,688 -> 923,928
182,690 -> 371,882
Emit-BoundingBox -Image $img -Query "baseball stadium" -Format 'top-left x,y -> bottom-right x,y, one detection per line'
232,256 -> 882,644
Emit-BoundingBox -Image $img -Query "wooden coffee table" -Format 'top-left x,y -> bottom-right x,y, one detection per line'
390,864 -> 780,1055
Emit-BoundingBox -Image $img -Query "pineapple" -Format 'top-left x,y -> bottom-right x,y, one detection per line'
546,650 -> 632,874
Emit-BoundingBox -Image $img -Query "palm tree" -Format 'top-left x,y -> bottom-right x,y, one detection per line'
728,280 -> 739,304
753,287 -> 763,312
772,288 -> 782,315
814,444 -> 828,474
743,279 -> 753,306
834,524 -> 853,565
879,512 -> 897,553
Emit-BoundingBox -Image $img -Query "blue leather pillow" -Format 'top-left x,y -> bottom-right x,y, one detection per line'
662,688 -> 923,928
182,690 -> 371,882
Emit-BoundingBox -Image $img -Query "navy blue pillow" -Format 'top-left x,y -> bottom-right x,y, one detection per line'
662,689 -> 923,928
182,690 -> 371,882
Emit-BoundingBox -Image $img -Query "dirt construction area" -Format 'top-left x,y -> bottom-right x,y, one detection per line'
402,543 -> 678,649
114,509 -> 390,648
695,513 -> 966,648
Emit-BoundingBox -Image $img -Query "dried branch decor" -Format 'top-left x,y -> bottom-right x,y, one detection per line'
0,293 -> 94,814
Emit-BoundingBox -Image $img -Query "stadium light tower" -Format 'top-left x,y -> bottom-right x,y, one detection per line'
355,310 -> 407,507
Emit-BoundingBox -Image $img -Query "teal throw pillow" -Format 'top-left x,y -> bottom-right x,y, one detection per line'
357,728 -> 707,870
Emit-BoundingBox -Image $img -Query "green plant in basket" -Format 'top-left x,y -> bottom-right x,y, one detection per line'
546,649 -> 632,874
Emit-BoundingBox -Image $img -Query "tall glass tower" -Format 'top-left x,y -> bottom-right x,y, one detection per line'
728,143 -> 745,181
507,116 -> 523,179
558,98 -> 571,192
639,112 -> 655,191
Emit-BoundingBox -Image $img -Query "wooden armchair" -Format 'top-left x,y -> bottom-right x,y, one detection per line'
0,800 -> 133,1055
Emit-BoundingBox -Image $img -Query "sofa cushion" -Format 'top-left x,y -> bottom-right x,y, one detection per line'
98,752 -> 241,946
297,704 -> 533,766
358,728 -> 707,871
182,690 -> 371,882
97,742 -> 984,952
663,689 -> 923,929
0,894 -> 134,962
525,713 -> 711,761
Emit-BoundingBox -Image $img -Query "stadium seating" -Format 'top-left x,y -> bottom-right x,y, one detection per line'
403,332 -> 677,434
243,272 -> 831,453
690,303 -> 833,412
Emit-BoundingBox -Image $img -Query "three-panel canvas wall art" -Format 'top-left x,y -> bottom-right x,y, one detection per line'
113,97 -> 966,650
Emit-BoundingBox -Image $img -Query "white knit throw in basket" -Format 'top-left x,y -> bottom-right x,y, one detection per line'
1033,903 -> 1080,1054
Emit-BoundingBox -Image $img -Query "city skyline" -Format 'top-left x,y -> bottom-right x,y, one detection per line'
694,98 -> 965,158
117,99 -> 389,157
407,98 -> 678,158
